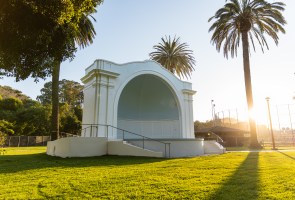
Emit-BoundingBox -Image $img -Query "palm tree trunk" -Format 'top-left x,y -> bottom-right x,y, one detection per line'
241,31 -> 260,148
51,60 -> 61,141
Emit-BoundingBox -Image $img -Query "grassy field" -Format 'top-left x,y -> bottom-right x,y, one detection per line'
0,147 -> 295,199
226,145 -> 295,151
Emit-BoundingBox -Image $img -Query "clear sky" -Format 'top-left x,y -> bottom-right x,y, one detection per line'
1,0 -> 294,125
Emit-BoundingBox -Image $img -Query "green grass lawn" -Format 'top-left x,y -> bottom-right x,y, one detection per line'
0,147 -> 295,199
226,145 -> 295,151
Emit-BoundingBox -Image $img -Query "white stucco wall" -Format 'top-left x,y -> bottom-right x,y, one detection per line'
127,138 -> 204,158
81,59 -> 196,139
204,141 -> 226,154
47,137 -> 107,158
46,138 -> 224,158
47,137 -> 164,158
107,140 -> 163,157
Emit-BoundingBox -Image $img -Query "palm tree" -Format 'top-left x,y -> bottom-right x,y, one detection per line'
51,14 -> 97,140
150,36 -> 196,79
208,0 -> 286,147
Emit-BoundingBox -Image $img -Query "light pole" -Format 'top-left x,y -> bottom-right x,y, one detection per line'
266,97 -> 277,150
211,100 -> 215,126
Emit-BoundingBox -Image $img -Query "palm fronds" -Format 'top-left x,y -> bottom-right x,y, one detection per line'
150,36 -> 196,79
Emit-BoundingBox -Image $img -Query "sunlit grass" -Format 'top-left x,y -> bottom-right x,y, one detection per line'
0,147 -> 294,199
226,145 -> 295,151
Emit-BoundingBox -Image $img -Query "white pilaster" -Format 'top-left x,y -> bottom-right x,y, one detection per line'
81,69 -> 119,138
182,89 -> 197,138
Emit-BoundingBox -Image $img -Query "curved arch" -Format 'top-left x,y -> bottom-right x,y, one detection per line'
113,71 -> 183,138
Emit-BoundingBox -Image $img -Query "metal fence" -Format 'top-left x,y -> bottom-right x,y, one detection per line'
2,131 -> 82,147
4,136 -> 51,147
256,103 -> 295,147
211,105 -> 295,147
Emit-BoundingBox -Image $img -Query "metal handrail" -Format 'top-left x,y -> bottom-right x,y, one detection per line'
81,123 -> 170,158
81,124 -> 100,137
60,132 -> 80,138
208,131 -> 224,144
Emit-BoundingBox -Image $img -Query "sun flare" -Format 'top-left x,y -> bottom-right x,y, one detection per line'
248,107 -> 268,125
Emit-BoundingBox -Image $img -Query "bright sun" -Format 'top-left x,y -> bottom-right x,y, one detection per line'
248,108 -> 268,125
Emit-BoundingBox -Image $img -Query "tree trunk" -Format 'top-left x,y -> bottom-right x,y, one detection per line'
51,60 -> 61,141
241,31 -> 260,148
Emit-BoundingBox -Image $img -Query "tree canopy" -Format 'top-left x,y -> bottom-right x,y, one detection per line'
0,84 -> 82,136
150,36 -> 196,79
0,0 -> 102,140
0,0 -> 102,81
208,0 -> 286,58
37,79 -> 83,107
0,85 -> 30,100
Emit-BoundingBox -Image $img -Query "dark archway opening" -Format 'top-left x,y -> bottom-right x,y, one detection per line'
118,74 -> 180,138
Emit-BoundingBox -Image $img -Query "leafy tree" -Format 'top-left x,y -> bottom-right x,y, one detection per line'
37,79 -> 83,107
0,120 -> 14,147
61,114 -> 81,134
0,97 -> 23,123
37,79 -> 83,136
36,82 -> 53,105
0,97 -> 23,111
0,85 -> 81,136
22,99 -> 40,108
0,1 -> 55,80
73,106 -> 83,122
208,0 -> 286,147
0,85 -> 29,100
15,104 -> 51,136
60,80 -> 84,107
0,1 -> 102,140
150,36 -> 196,79
0,96 -> 51,136
0,120 -> 14,135
194,120 -> 215,130
59,103 -> 81,134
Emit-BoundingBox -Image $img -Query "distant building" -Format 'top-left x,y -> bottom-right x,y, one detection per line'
195,126 -> 250,147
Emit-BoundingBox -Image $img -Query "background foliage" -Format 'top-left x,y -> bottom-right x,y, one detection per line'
0,80 -> 82,136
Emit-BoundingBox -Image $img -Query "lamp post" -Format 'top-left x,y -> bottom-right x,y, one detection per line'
211,100 -> 215,126
266,97 -> 276,150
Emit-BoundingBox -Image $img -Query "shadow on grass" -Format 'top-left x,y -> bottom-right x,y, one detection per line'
0,153 -> 166,174
209,152 -> 259,200
277,151 -> 295,160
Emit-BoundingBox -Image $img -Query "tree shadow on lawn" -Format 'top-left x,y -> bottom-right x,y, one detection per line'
209,152 -> 260,200
0,153 -> 167,174
277,151 -> 295,160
